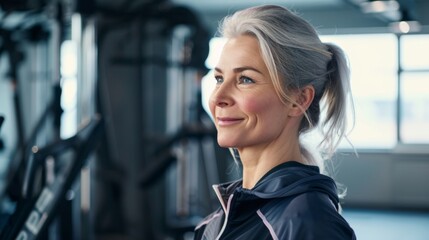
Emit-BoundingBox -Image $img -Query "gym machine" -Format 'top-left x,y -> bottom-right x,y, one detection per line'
0,116 -> 104,240
96,2 -> 228,239
0,1 -> 63,205
0,0 -> 100,239
1,1 -> 230,239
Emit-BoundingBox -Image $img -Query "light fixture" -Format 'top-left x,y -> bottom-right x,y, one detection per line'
389,9 -> 421,33
360,0 -> 399,13
360,0 -> 401,21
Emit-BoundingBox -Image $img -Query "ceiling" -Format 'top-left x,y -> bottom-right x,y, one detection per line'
0,0 -> 427,34
171,0 -> 346,12
170,0 -> 429,34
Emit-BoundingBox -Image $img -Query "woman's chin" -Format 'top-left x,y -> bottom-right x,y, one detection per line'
217,139 -> 237,148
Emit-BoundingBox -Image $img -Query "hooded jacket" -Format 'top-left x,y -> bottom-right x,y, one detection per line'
194,161 -> 356,240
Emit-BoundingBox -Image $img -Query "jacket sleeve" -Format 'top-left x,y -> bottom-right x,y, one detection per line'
278,217 -> 356,240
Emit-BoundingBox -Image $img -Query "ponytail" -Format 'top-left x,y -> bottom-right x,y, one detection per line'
318,43 -> 354,158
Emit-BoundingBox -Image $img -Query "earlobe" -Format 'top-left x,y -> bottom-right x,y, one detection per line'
288,86 -> 315,117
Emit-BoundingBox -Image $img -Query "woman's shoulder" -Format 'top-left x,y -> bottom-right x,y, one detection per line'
258,192 -> 356,239
261,191 -> 337,217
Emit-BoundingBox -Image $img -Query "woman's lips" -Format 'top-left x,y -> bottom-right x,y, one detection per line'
216,117 -> 244,126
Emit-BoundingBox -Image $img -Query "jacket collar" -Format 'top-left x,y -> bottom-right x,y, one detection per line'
213,161 -> 340,211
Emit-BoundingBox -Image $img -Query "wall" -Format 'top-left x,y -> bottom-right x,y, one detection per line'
335,150 -> 429,210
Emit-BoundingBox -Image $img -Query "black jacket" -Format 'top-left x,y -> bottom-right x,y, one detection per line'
194,161 -> 356,240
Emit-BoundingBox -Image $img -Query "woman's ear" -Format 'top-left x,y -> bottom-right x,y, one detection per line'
288,85 -> 315,117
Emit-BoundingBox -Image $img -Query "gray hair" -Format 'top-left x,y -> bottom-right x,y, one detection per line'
219,5 -> 354,166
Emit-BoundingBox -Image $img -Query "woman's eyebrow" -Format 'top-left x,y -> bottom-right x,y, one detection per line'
214,66 -> 262,74
214,67 -> 223,73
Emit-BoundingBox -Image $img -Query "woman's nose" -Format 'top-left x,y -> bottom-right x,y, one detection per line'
216,100 -> 229,107
211,82 -> 233,107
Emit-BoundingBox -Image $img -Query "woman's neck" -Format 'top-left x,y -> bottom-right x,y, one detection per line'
239,138 -> 305,189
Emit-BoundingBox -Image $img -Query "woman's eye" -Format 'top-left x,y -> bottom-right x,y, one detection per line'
214,76 -> 223,84
239,76 -> 254,84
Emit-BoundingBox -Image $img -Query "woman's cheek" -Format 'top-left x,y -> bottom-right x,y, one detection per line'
240,94 -> 269,114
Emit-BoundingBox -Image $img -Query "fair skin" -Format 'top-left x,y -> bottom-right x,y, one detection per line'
209,34 -> 314,189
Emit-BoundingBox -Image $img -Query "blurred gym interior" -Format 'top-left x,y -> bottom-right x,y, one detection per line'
0,0 -> 428,239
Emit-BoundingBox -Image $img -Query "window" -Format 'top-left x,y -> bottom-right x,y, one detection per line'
400,35 -> 429,144
321,34 -> 398,149
60,40 -> 78,138
400,35 -> 429,70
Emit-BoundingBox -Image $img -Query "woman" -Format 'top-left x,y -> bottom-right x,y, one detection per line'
194,5 -> 356,240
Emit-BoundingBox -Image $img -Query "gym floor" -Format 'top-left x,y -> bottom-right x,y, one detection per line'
343,208 -> 429,240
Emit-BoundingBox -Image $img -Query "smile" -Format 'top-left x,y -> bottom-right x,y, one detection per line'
216,117 -> 244,126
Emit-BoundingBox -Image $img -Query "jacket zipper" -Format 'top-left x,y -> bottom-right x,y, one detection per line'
215,194 -> 234,240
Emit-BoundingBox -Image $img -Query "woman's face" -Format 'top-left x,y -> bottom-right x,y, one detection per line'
209,35 -> 292,149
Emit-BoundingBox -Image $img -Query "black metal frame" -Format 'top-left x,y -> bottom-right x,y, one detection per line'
0,17 -> 62,203
0,116 -> 103,240
139,123 -> 216,187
